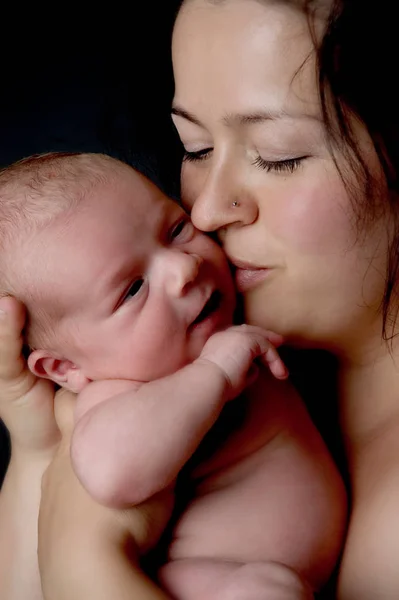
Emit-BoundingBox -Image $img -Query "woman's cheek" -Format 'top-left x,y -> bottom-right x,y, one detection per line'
269,176 -> 352,255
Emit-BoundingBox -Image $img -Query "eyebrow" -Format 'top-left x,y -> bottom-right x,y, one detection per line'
171,105 -> 321,127
171,106 -> 204,127
223,110 -> 285,126
172,106 -> 287,127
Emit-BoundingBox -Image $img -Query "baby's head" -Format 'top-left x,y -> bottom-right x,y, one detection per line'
0,153 -> 118,348
0,153 -> 235,392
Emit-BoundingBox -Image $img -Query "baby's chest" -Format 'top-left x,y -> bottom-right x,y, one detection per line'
169,430 -> 312,564
189,379 -> 289,482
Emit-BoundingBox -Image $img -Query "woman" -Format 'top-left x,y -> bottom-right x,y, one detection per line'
172,1 -> 399,598
1,0 -> 398,598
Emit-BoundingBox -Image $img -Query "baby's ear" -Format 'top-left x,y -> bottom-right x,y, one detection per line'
27,350 -> 90,393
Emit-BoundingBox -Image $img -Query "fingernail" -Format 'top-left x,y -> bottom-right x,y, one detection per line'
279,365 -> 289,379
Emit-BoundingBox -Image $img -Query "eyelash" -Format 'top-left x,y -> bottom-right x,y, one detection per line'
124,278 -> 145,301
169,217 -> 195,244
251,155 -> 306,173
183,148 -> 212,163
183,149 -> 306,173
170,218 -> 188,239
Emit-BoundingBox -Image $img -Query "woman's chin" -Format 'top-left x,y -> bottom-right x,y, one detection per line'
242,310 -> 315,350
241,301 -> 285,336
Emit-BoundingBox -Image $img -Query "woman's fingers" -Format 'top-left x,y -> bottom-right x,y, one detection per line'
0,296 -> 30,384
0,296 -> 60,453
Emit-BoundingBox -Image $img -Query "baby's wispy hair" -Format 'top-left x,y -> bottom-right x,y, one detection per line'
0,152 -> 123,349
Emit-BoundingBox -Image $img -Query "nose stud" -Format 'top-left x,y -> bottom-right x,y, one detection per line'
232,200 -> 239,207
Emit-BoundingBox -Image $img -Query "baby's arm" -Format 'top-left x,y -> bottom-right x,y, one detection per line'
160,559 -> 313,600
39,380 -> 173,600
71,325 -> 286,508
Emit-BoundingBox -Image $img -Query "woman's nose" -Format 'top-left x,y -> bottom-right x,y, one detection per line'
164,251 -> 204,297
190,166 -> 258,233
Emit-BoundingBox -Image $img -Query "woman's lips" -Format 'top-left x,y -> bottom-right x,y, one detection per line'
234,267 -> 271,292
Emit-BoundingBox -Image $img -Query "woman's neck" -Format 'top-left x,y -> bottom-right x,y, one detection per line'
338,331 -> 399,460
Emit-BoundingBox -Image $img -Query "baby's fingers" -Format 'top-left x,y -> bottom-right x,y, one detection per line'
260,345 -> 288,380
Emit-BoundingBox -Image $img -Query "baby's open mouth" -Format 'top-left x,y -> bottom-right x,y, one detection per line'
192,290 -> 222,325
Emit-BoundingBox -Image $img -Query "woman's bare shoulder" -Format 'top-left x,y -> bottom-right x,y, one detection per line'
338,423 -> 399,599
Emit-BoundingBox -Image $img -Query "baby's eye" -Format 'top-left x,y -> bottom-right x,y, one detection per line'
170,218 -> 195,242
171,220 -> 187,238
124,278 -> 145,300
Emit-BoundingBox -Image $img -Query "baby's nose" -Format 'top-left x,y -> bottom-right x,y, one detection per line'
166,251 -> 203,297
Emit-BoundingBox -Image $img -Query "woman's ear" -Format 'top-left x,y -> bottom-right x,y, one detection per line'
27,350 -> 91,393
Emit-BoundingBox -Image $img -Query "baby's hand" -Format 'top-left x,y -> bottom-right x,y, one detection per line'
197,325 -> 288,400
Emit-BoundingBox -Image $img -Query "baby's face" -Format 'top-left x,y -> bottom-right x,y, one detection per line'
29,168 -> 235,383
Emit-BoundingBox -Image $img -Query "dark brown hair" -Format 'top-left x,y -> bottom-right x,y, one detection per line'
314,0 -> 399,337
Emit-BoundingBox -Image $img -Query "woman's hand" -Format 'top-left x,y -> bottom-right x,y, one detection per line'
0,296 -> 60,456
0,296 -> 61,600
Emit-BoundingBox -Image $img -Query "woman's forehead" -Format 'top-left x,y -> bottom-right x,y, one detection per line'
173,0 -> 320,122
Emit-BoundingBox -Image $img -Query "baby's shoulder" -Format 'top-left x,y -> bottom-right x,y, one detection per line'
75,378 -> 142,421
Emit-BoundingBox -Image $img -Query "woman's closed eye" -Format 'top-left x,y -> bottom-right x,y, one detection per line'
183,148 -> 213,162
252,155 -> 308,173
183,148 -> 308,174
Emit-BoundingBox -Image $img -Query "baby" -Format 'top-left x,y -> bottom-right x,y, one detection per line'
0,153 -> 346,599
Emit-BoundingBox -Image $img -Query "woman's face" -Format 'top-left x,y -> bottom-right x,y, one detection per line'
172,0 -> 390,352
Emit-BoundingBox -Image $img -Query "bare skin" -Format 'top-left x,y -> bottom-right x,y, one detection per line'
159,367 -> 344,599
0,298 -> 173,600
172,1 -> 399,597
0,154 -> 345,600
0,297 -> 60,600
0,298 -> 343,600
39,388 -> 174,600
71,325 -> 345,599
